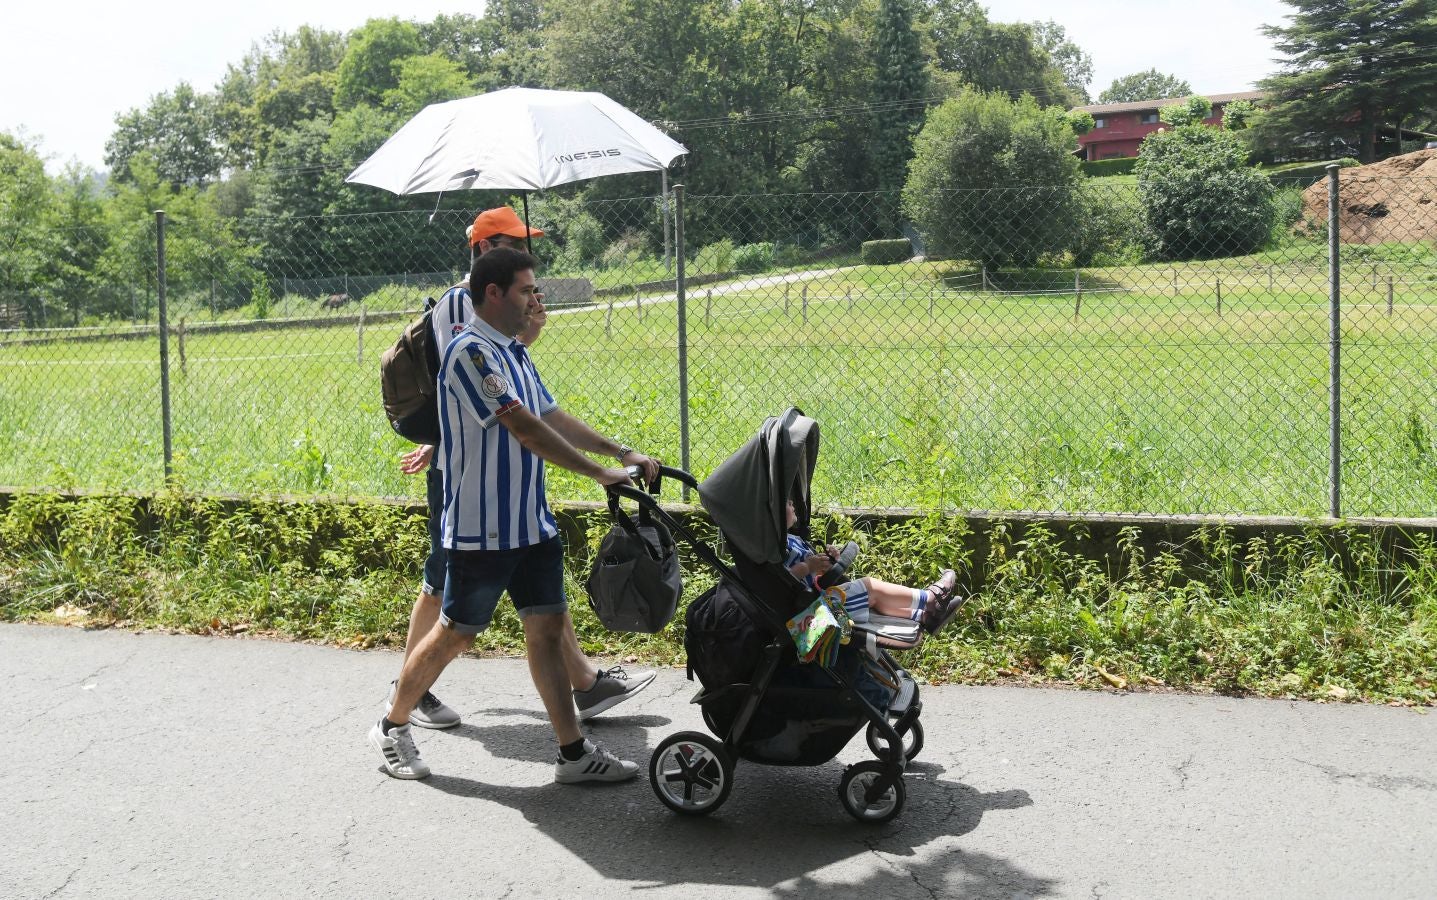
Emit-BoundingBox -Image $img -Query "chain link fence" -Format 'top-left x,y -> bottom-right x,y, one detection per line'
2,172 -> 1434,518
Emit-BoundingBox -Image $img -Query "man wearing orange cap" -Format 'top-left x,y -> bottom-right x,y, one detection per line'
384,206 -> 654,734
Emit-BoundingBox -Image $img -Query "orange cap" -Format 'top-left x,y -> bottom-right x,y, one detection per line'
467,206 -> 544,246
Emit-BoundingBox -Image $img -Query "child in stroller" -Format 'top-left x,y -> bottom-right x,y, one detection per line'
783,499 -> 965,635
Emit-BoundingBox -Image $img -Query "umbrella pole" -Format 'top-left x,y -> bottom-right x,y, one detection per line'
521,192 -> 532,254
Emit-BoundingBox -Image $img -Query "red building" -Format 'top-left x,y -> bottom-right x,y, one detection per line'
1073,91 -> 1265,161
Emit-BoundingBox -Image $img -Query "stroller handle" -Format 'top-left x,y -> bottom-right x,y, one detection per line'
606,464 -> 699,505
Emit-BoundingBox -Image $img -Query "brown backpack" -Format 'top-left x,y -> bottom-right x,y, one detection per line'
379,297 -> 441,444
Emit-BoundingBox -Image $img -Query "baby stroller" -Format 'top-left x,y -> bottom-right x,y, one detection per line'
606,408 -> 929,823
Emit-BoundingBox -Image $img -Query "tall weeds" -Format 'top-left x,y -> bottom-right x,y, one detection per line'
2,493 -> 1432,704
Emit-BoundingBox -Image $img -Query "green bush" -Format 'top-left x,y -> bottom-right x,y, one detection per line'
1269,185 -> 1307,243
5,493 -> 1434,703
599,230 -> 647,271
249,276 -> 272,320
1069,181 -> 1143,266
904,89 -> 1083,268
772,243 -> 805,267
1159,95 -> 1214,128
1137,125 -> 1276,260
563,212 -> 607,266
861,238 -> 914,265
1080,157 -> 1138,177
694,239 -> 735,274
732,242 -> 773,274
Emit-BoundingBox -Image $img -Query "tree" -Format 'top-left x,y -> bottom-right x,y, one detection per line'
1136,125 -> 1275,260
1223,99 -> 1259,131
418,4 -> 545,91
0,133 -> 60,325
922,4 -> 1081,108
1066,109 -> 1095,135
45,164 -> 114,323
1098,69 -> 1192,104
903,89 -> 1083,268
1258,0 -> 1437,163
1159,95 -> 1214,128
873,0 -> 928,200
383,53 -> 473,117
1030,20 -> 1094,104
334,18 -> 424,110
213,27 -> 346,168
104,83 -> 223,188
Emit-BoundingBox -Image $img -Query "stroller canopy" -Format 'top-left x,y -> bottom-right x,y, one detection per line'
698,408 -> 819,565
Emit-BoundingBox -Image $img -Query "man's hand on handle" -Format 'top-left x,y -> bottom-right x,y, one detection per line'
618,449 -> 660,485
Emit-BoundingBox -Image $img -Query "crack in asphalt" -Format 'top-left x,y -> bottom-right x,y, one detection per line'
68,647 -> 142,691
1173,753 -> 1196,790
41,866 -> 81,899
861,832 -> 943,899
335,816 -> 357,864
909,870 -> 942,900
311,703 -> 367,734
1295,758 -> 1437,794
28,648 -> 147,728
50,723 -> 167,769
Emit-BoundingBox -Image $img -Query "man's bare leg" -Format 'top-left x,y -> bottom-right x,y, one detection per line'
390,624 -> 472,724
527,612 -> 640,783
523,613 -> 583,745
403,590 -> 442,664
558,612 -> 601,691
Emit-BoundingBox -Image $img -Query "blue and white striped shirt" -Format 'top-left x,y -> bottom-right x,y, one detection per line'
431,283 -> 473,356
437,316 -> 558,551
428,283 -> 473,475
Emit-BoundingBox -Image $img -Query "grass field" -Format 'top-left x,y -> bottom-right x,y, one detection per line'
2,256 -> 1434,517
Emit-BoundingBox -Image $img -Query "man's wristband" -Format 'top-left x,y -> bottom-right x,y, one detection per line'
614,442 -> 635,461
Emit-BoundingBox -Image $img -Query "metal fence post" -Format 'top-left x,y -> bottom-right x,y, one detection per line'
661,169 -> 672,274
1326,164 -> 1342,519
674,185 -> 690,496
156,210 -> 174,482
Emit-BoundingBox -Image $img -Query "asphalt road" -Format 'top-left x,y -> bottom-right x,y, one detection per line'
5,623 -> 1435,899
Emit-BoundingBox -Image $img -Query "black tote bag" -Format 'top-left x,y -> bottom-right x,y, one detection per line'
585,482 -> 682,633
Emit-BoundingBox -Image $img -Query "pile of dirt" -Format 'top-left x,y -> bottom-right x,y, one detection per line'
1300,149 -> 1437,244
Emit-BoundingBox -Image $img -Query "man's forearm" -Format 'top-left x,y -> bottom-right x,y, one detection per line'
503,411 -> 608,477
542,408 -> 622,457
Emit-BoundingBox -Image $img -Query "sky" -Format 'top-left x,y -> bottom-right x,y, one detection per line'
3,0 -> 1295,175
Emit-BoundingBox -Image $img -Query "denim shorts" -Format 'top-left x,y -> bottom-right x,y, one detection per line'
421,467 -> 446,596
439,536 -> 568,635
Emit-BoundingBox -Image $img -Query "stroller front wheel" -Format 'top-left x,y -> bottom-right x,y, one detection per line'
650,731 -> 734,816
839,760 -> 906,824
866,719 -> 924,762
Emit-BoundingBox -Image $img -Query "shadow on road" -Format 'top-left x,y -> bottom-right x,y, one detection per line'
421,737 -> 1047,896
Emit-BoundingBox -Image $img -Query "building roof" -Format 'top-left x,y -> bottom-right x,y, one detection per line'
1073,91 -> 1266,115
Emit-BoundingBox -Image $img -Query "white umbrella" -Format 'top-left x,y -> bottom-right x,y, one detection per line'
346,87 -> 687,195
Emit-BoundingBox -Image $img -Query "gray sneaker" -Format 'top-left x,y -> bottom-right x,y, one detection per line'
574,666 -> 655,721
368,719 -> 431,780
385,680 -> 461,730
554,739 -> 639,784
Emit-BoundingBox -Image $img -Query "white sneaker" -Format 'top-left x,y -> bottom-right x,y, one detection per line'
368,720 -> 431,780
554,739 -> 640,784
573,666 -> 656,721
385,680 -> 461,729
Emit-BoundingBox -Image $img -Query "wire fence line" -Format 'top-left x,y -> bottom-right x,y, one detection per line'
1,173 -> 1434,519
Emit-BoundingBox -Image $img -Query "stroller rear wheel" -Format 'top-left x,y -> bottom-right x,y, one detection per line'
650,732 -> 734,816
839,760 -> 906,824
866,719 -> 924,762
